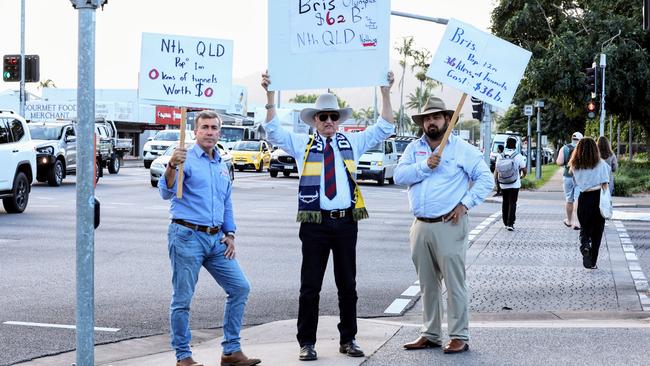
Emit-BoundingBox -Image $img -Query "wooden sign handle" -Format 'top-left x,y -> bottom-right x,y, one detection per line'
176,107 -> 187,199
436,93 -> 468,155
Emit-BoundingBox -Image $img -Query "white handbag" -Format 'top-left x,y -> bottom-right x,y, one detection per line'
599,186 -> 613,219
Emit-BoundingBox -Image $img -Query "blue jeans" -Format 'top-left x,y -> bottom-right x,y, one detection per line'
168,223 -> 251,360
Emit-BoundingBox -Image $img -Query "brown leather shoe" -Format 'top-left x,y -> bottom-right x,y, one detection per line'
176,357 -> 203,366
403,336 -> 442,350
443,339 -> 469,354
220,351 -> 261,366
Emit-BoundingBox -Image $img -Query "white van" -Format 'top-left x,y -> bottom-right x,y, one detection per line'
490,132 -> 525,172
357,139 -> 398,185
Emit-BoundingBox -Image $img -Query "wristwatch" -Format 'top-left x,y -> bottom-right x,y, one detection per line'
226,232 -> 235,239
264,103 -> 275,110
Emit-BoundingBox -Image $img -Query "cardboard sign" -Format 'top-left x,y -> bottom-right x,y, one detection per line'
139,33 -> 233,108
269,0 -> 390,90
426,18 -> 532,110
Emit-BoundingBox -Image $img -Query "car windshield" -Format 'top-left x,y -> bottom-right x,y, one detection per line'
394,140 -> 411,153
367,143 -> 383,153
232,141 -> 260,151
492,142 -> 506,153
154,130 -> 194,141
28,125 -> 63,140
220,127 -> 245,142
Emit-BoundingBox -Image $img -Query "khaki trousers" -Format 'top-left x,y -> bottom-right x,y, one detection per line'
409,215 -> 469,342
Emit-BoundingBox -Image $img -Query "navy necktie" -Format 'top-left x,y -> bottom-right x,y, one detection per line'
324,137 -> 337,199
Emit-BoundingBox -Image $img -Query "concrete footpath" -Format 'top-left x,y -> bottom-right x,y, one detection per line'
19,169 -> 650,365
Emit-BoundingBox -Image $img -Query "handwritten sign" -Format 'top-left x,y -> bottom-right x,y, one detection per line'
269,0 -> 390,90
426,18 -> 532,110
138,33 -> 233,108
290,0 -> 381,53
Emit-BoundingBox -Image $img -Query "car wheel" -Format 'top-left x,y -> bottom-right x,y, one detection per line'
108,154 -> 121,174
144,160 -> 152,169
387,176 -> 395,185
283,171 -> 291,177
270,170 -> 278,178
96,160 -> 101,183
47,159 -> 64,187
150,179 -> 158,187
376,169 -> 385,186
256,161 -> 263,172
2,172 -> 30,213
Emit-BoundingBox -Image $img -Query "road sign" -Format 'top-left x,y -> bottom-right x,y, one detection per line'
524,105 -> 533,116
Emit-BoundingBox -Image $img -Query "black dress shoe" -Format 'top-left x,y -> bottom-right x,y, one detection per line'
339,340 -> 365,357
299,344 -> 317,361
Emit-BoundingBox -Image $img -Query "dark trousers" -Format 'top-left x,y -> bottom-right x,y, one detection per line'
577,190 -> 605,266
501,188 -> 519,227
297,215 -> 358,346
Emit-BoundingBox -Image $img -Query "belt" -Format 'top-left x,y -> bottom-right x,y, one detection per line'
172,219 -> 221,235
321,208 -> 352,219
416,216 -> 445,223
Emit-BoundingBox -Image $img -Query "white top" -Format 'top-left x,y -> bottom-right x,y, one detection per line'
263,116 -> 395,210
496,149 -> 526,189
572,159 -> 611,192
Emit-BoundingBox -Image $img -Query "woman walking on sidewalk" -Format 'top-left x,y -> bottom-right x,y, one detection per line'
568,138 -> 611,269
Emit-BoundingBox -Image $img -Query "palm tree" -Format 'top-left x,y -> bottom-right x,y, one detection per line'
289,94 -> 318,103
406,86 -> 431,112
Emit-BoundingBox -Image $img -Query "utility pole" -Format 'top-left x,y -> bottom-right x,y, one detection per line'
534,100 -> 544,180
599,53 -> 606,137
20,0 -> 25,116
70,1 -> 105,365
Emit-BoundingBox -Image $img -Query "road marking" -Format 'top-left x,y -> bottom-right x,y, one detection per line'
614,220 -> 650,311
3,321 -> 120,332
364,318 -> 650,329
383,209 -> 501,315
383,299 -> 411,315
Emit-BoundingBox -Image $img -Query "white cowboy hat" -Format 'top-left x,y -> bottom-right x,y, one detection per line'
299,93 -> 353,128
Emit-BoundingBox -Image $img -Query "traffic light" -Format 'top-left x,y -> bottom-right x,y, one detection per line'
584,66 -> 597,95
3,55 -> 20,82
471,97 -> 483,120
2,54 -> 40,82
587,99 -> 597,119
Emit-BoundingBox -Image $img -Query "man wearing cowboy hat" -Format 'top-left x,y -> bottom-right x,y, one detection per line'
394,96 -> 493,354
261,71 -> 395,361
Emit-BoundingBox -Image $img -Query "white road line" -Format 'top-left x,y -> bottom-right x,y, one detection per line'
3,321 -> 120,332
363,318 -> 650,329
401,285 -> 421,297
383,299 -> 411,315
613,220 -> 650,312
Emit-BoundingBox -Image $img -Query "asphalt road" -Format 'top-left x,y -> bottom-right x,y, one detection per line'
0,167 -> 499,365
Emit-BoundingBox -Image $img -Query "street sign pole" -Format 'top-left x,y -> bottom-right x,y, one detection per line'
524,104 -> 533,174
71,1 -> 104,365
534,100 -> 544,180
482,103 -> 491,165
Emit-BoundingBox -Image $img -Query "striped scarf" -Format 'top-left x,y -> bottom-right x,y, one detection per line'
297,133 -> 368,223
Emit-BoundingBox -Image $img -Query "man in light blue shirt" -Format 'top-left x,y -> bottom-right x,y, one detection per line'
395,97 -> 493,354
159,110 -> 260,366
261,71 -> 395,362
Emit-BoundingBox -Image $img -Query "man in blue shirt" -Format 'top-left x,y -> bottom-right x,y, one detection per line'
261,72 -> 395,361
395,97 -> 493,354
159,110 -> 260,366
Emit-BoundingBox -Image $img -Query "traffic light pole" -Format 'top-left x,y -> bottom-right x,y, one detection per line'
599,54 -> 606,137
535,100 -> 544,180
482,103 -> 491,165
19,0 -> 25,116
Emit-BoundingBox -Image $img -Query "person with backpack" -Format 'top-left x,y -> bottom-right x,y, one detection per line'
556,132 -> 583,229
495,137 -> 526,231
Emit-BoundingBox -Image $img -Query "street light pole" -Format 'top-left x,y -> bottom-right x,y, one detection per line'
390,10 -> 449,25
534,100 -> 544,180
599,53 -> 606,137
524,104 -> 533,174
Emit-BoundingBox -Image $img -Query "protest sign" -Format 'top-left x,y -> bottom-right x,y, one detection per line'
426,18 -> 532,110
268,0 -> 390,90
139,33 -> 233,108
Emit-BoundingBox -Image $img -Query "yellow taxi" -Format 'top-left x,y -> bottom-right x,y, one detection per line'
230,140 -> 271,172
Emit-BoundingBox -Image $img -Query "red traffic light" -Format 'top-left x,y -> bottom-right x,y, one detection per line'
587,101 -> 596,112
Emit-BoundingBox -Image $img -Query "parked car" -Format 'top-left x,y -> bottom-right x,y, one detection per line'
357,139 -> 398,185
149,142 -> 234,187
28,121 -> 76,186
230,140 -> 271,172
393,135 -> 417,160
143,129 -> 195,169
269,147 -> 298,178
0,110 -> 36,213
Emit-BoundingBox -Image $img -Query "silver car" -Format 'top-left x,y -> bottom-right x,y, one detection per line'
150,142 -> 234,187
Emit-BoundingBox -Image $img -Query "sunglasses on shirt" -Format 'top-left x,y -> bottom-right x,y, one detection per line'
317,113 -> 340,122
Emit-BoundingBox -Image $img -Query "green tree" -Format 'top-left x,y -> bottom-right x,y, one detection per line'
289,94 -> 318,103
491,0 -> 650,150
395,37 -> 415,134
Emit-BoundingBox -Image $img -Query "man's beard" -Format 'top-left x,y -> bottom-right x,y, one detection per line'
424,122 -> 448,140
